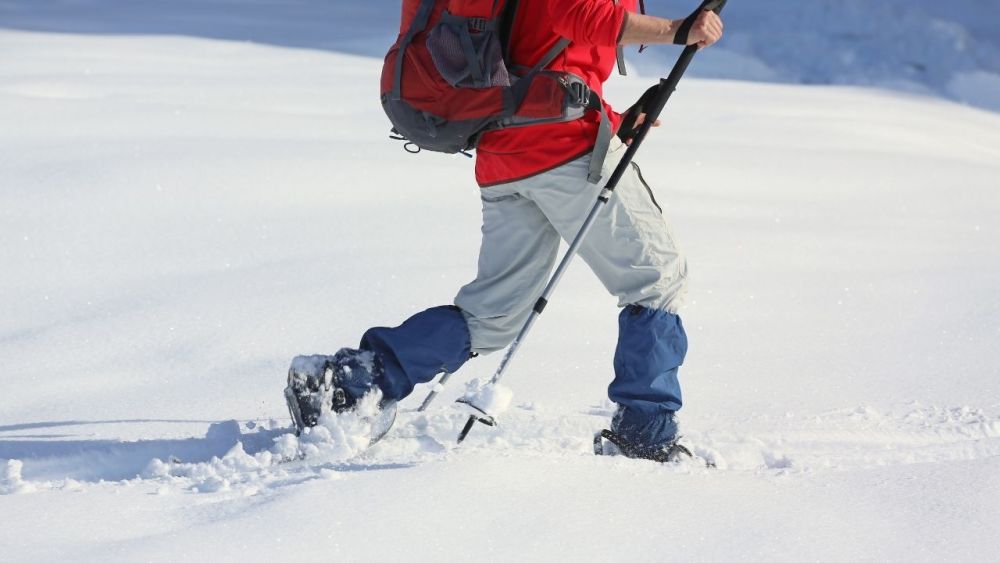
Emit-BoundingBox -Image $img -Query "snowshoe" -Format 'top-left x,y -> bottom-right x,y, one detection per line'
283,353 -> 397,445
594,429 -> 709,466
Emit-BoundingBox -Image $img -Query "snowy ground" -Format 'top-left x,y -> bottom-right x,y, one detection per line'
2,2 -> 1000,561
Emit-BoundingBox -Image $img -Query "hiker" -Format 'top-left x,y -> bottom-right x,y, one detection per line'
285,0 -> 723,462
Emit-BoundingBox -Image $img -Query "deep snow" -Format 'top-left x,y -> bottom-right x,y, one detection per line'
2,1 -> 1000,561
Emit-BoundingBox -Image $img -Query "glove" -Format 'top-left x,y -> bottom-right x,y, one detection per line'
616,84 -> 660,144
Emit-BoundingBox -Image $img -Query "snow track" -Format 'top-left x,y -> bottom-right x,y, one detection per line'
4,403 -> 997,496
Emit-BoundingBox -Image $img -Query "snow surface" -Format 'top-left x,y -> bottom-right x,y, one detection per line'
2,1 -> 1000,561
462,379 -> 515,417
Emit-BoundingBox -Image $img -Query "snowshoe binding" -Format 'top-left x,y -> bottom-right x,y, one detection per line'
594,429 -> 711,467
284,352 -> 397,445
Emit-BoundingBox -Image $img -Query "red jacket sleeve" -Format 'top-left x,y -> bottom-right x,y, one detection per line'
545,0 -> 629,47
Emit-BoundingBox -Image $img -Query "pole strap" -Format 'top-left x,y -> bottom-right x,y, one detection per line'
673,0 -> 727,45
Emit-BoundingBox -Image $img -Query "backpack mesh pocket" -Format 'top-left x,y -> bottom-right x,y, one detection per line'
426,14 -> 510,89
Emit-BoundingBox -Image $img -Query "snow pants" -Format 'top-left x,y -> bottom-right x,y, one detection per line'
362,139 -> 689,449
455,139 -> 688,352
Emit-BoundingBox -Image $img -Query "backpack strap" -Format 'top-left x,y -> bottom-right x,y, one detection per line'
497,4 -> 612,184
499,0 -> 521,61
507,37 -> 612,184
533,37 -> 572,73
507,36 -> 571,111
391,0 -> 437,101
613,0 -> 626,76
588,100 -> 614,184
439,11 -> 493,87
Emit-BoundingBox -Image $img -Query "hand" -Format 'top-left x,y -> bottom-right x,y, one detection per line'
685,10 -> 724,49
625,113 -> 660,145
616,84 -> 661,144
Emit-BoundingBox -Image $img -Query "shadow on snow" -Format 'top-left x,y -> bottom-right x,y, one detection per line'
0,419 -> 282,482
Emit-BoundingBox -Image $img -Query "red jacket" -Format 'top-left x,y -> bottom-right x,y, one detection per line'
475,0 -> 635,187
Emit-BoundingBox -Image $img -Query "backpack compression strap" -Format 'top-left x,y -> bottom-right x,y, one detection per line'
391,0 -> 437,101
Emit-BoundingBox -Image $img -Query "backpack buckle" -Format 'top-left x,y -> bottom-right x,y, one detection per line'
567,80 -> 591,107
467,17 -> 488,33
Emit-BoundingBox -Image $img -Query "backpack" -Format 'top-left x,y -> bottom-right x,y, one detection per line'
380,0 -> 614,183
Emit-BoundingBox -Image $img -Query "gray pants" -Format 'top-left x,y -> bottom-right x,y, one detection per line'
455,139 -> 688,354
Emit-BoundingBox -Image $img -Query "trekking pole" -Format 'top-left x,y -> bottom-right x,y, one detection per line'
417,371 -> 454,412
456,0 -> 728,444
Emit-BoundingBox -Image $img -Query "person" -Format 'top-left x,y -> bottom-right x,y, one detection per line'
286,0 -> 724,461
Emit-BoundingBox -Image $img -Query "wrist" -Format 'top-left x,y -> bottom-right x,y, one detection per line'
664,18 -> 680,43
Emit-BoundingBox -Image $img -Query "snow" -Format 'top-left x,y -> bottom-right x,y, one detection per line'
1,459 -> 36,495
461,379 -> 515,417
2,1 -> 1000,561
651,0 -> 1000,111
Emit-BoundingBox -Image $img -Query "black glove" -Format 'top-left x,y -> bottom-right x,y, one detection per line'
616,84 -> 660,144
